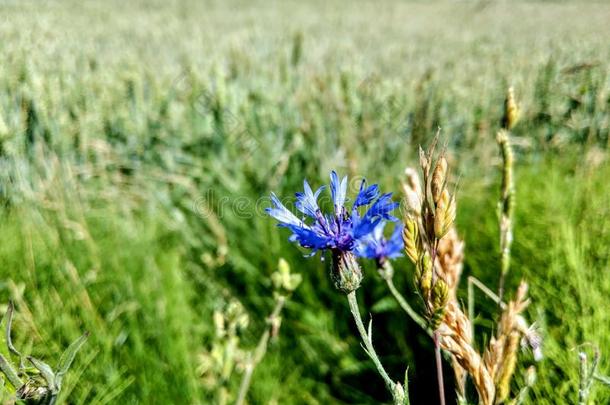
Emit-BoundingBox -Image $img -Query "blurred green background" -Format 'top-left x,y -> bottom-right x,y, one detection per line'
0,0 -> 609,403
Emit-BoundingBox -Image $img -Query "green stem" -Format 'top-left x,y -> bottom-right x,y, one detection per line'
468,275 -> 507,343
468,275 -> 474,343
497,130 -> 514,303
346,291 -> 398,401
578,352 -> 588,405
41,394 -> 58,405
469,276 -> 506,308
384,276 -> 430,336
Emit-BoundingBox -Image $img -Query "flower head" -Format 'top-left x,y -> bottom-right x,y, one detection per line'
356,220 -> 404,265
266,171 -> 398,255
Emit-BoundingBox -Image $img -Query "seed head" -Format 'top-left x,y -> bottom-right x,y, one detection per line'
432,278 -> 449,310
419,146 -> 429,174
431,156 -> 448,203
436,228 -> 464,299
434,189 -> 456,239
403,216 -> 420,264
495,331 -> 520,403
427,279 -> 448,329
497,130 -> 514,216
415,251 -> 432,297
502,87 -> 520,130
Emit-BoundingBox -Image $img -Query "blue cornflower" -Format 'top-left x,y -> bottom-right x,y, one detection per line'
266,171 -> 399,255
356,221 -> 404,266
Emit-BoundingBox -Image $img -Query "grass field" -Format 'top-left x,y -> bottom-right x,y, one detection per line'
0,1 -> 609,403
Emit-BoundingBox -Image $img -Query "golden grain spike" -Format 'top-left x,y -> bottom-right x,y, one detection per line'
403,217 -> 420,264
434,189 -> 455,239
431,156 -> 448,203
502,86 -> 520,130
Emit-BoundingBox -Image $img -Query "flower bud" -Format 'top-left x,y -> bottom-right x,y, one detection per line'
393,381 -> 407,405
331,251 -> 363,293
272,258 -> 302,292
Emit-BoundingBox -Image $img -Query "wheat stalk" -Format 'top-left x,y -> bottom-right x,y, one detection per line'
402,131 -> 538,404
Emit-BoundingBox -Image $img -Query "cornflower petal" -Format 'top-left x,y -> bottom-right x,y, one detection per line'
287,224 -> 330,251
386,223 -> 404,259
295,180 -> 325,218
365,192 -> 400,221
352,215 -> 382,240
266,193 -> 304,227
355,221 -> 404,261
330,171 -> 348,214
354,180 -> 379,207
355,222 -> 383,259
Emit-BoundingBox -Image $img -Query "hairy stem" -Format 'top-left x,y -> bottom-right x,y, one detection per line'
346,291 -> 399,401
384,274 -> 430,336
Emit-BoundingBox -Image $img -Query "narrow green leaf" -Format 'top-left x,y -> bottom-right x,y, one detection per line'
403,367 -> 410,405
594,374 -> 610,387
0,305 -> 8,359
0,353 -> 22,389
54,332 -> 90,387
28,357 -> 55,390
5,302 -> 22,360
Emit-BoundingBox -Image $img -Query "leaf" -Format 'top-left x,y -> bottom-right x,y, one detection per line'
5,302 -> 22,360
594,374 -> 610,387
403,367 -> 410,405
54,332 -> 90,387
28,357 -> 55,391
0,353 -> 22,389
0,305 -> 9,360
